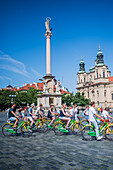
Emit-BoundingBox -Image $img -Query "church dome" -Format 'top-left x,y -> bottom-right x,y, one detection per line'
78,56 -> 86,73
96,45 -> 104,65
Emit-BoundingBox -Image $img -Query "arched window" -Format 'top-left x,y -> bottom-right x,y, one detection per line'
104,90 -> 106,97
97,90 -> 99,97
103,72 -> 105,78
97,72 -> 98,78
84,76 -> 86,82
112,93 -> 113,100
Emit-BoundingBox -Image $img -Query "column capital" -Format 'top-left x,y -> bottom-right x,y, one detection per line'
45,32 -> 52,39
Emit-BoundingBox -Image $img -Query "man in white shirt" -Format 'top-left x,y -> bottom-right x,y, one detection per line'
89,101 -> 104,140
35,103 -> 44,119
101,107 -> 113,121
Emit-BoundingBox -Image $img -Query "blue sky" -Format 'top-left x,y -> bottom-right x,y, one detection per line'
0,0 -> 113,93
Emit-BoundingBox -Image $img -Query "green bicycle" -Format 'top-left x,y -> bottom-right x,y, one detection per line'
81,119 -> 113,141
2,119 -> 27,136
20,116 -> 48,135
53,118 -> 81,135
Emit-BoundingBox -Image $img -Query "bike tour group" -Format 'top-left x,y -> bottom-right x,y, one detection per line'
2,101 -> 113,141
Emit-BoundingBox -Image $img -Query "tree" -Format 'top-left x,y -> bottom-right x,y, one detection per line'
0,87 -> 40,111
62,92 -> 90,107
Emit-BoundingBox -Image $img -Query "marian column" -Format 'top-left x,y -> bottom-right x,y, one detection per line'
45,17 -> 52,76
37,18 -> 62,108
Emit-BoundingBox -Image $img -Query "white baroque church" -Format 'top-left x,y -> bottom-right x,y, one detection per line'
77,46 -> 113,108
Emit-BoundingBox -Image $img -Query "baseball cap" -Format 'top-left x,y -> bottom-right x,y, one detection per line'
31,103 -> 35,107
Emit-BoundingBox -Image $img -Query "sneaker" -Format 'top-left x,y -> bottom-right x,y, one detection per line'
66,127 -> 69,130
97,136 -> 103,141
14,127 -> 17,132
48,123 -> 52,127
28,129 -> 33,132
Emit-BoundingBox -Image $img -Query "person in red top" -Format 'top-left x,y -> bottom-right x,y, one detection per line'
100,107 -> 103,114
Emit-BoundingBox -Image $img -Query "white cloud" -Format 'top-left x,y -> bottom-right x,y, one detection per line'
31,68 -> 41,77
0,76 -> 12,81
0,51 -> 42,82
0,53 -> 30,78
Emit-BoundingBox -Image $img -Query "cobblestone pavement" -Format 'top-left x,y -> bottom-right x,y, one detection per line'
0,112 -> 113,170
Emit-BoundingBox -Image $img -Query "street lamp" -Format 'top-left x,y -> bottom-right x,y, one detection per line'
9,95 -> 16,104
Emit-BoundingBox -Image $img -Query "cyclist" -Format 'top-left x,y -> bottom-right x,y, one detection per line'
101,107 -> 113,123
89,101 -> 104,140
68,105 -> 74,118
59,104 -> 71,129
73,104 -> 79,122
47,104 -> 55,126
8,103 -> 19,131
83,105 -> 91,125
17,107 -> 23,117
27,103 -> 37,131
35,103 -> 44,119
21,107 -> 28,121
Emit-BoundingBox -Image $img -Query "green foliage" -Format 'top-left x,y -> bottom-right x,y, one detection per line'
0,87 -> 40,111
62,92 -> 90,107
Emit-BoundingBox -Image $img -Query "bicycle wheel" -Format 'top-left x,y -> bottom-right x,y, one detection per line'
81,119 -> 89,126
20,123 -> 31,137
36,121 -> 48,133
81,125 -> 96,141
53,122 -> 64,135
2,123 -> 15,136
72,122 -> 82,135
105,125 -> 113,141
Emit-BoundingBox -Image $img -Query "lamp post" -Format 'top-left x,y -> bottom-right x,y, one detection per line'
9,95 -> 16,104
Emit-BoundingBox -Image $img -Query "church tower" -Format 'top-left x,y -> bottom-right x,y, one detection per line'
77,57 -> 87,93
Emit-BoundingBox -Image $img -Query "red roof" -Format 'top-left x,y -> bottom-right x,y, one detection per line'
37,83 -> 43,91
109,76 -> 113,82
1,82 -> 70,94
60,89 -> 71,94
11,87 -> 17,91
17,83 -> 37,91
1,88 -> 6,90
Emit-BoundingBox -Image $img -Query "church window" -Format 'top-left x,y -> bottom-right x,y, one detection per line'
97,90 -> 99,97
81,79 -> 82,83
88,92 -> 89,98
84,76 -> 86,82
104,90 -> 106,97
97,72 -> 98,78
90,75 -> 92,81
97,101 -> 99,106
103,72 -> 105,78
78,75 -> 80,83
112,93 -> 113,100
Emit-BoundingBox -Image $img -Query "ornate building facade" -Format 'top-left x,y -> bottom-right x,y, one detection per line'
77,46 -> 113,108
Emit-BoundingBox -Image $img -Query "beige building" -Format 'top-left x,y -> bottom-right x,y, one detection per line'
77,46 -> 113,108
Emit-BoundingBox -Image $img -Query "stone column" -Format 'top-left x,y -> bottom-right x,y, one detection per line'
45,32 -> 52,75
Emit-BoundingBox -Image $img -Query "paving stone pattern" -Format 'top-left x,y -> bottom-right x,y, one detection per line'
0,112 -> 113,170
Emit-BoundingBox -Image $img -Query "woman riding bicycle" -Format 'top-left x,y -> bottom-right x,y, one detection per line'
59,104 -> 71,129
